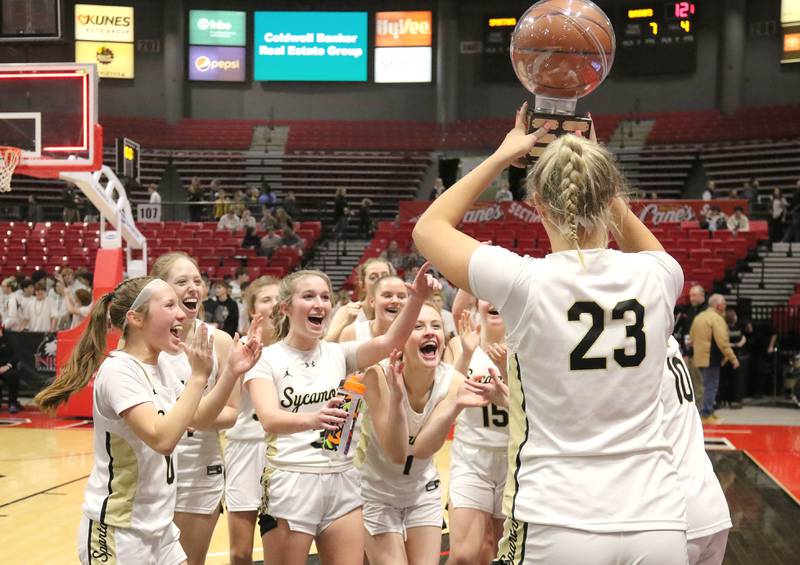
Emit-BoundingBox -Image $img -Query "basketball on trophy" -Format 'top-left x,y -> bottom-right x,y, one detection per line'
511,0 -> 615,103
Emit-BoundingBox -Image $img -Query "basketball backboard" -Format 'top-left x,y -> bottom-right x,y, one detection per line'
0,62 -> 100,178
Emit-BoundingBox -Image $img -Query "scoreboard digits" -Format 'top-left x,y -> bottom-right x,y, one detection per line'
615,2 -> 697,76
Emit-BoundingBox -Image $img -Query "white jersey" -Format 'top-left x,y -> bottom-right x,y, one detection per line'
662,337 -> 732,539
226,336 -> 266,442
82,352 -> 184,534
243,339 -> 359,473
357,361 -> 454,504
355,307 -> 368,323
160,319 -> 223,487
469,245 -> 686,532
353,320 -> 373,344
453,346 -> 508,449
26,298 -> 52,332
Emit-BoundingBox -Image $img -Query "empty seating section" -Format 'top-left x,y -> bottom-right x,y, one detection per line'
283,121 -> 439,152
0,220 -> 322,280
350,220 -> 769,304
700,139 -> 800,198
646,106 -> 800,144
615,146 -> 697,198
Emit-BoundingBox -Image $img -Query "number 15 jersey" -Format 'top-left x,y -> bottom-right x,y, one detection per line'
469,245 -> 686,533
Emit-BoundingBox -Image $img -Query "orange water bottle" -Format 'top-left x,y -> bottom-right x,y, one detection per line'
322,377 -> 366,459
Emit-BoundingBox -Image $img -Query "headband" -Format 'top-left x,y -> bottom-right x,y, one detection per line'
120,278 -> 171,333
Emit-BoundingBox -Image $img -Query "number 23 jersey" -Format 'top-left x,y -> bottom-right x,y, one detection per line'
469,245 -> 686,532
82,352 -> 183,535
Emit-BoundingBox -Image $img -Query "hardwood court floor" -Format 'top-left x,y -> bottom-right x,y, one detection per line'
0,408 -> 798,565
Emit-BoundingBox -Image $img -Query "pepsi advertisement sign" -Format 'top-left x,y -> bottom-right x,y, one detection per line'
189,46 -> 246,82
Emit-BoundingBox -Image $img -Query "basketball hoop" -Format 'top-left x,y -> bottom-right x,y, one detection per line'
0,146 -> 21,192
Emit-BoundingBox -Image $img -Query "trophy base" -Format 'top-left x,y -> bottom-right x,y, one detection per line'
522,109 -> 594,165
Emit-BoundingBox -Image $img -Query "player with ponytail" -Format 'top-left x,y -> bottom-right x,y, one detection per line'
414,103 -> 688,564
35,276 -> 261,564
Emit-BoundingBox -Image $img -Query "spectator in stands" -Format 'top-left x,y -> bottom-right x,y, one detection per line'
332,187 -> 349,238
430,177 -> 445,200
242,226 -> 260,250
217,208 -> 241,231
233,189 -> 247,209
403,242 -> 426,272
358,197 -> 374,239
727,206 -> 750,234
148,183 -> 162,215
674,284 -> 706,402
73,269 -> 92,294
769,187 -> 789,241
207,281 -> 239,338
495,181 -> 513,202
690,294 -> 739,424
259,229 -> 282,258
62,185 -> 81,223
240,208 -> 257,230
404,265 -> 420,284
230,267 -> 249,302
380,240 -> 405,270
281,190 -> 302,220
702,180 -> 715,201
247,186 -> 260,207
0,277 -> 16,328
648,192 -> 659,200
430,290 -> 457,339
741,180 -> 757,212
214,189 -> 231,220
26,195 -> 43,223
279,226 -> 304,256
25,282 -> 51,332
274,207 -> 294,231
13,280 -> 34,331
187,176 -> 204,221
49,278 -> 69,330
0,325 -> 20,413
259,181 -> 278,212
729,188 -> 740,199
67,288 -> 92,328
782,199 -> 800,242
719,307 -> 748,410
701,206 -> 726,232
260,208 -> 277,231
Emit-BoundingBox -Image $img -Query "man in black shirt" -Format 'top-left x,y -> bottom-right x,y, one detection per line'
0,326 -> 20,413
674,284 -> 707,403
203,281 -> 239,338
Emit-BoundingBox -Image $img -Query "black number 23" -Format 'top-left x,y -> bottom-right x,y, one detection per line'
568,299 -> 646,370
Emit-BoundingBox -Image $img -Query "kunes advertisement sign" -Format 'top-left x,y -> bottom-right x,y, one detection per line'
189,10 -> 246,46
374,11 -> 433,83
189,46 -> 246,82
254,11 -> 367,81
75,4 -> 134,42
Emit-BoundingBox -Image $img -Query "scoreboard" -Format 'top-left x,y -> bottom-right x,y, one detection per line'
615,2 -> 697,75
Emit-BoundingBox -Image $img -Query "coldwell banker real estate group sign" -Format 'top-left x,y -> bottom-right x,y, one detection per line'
254,11 -> 368,81
74,4 -> 134,79
188,10 -> 246,82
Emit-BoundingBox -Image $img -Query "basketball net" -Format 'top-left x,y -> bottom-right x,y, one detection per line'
0,146 -> 21,192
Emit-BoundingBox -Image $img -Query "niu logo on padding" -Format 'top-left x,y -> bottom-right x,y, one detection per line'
34,334 -> 57,373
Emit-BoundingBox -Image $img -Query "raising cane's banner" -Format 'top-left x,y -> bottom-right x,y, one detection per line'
399,199 -> 748,226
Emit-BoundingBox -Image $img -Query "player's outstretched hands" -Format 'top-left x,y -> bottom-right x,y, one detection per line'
384,349 -> 407,401
495,101 -> 556,168
343,301 -> 362,322
486,343 -> 508,376
311,397 -> 348,431
183,322 -> 215,383
405,261 -> 441,303
458,311 -> 480,355
227,314 -> 264,376
458,368 -> 509,409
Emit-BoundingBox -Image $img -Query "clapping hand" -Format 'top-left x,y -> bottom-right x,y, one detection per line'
227,314 -> 265,376
384,349 -> 406,402
457,311 -> 480,355
405,261 -> 441,303
183,323 -> 215,382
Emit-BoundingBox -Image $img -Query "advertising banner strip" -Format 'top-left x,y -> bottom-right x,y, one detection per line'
188,45 -> 246,82
189,10 -> 246,47
399,199 -> 749,226
75,4 -> 134,42
253,11 -> 367,82
374,46 -> 432,83
75,40 -> 135,79
375,11 -> 433,47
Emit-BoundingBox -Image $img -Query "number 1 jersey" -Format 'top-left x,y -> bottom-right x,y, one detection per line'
469,245 -> 686,532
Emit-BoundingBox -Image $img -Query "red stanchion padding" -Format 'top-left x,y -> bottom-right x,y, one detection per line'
56,248 -> 125,418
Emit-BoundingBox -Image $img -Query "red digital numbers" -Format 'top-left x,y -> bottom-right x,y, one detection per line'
674,2 -> 695,19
